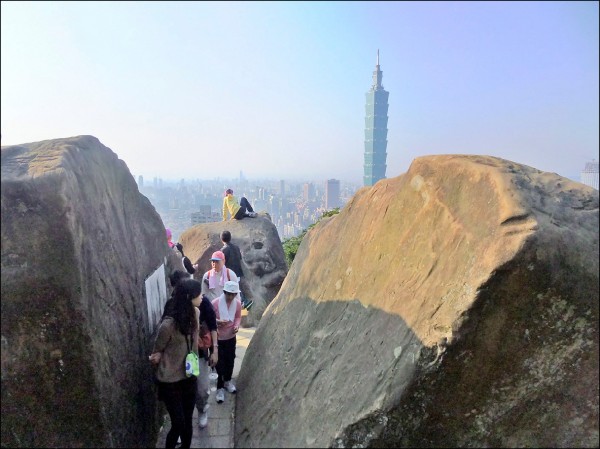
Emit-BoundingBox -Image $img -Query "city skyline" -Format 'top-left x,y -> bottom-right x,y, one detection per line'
139,175 -> 357,242
1,2 -> 598,183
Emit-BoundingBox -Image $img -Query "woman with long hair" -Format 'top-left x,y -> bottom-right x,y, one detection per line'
150,278 -> 202,449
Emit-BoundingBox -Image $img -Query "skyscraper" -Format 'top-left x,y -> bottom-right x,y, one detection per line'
364,50 -> 390,187
325,179 -> 340,210
303,182 -> 315,202
279,180 -> 285,197
580,161 -> 599,190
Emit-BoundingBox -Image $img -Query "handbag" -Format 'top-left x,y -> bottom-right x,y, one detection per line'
185,334 -> 200,378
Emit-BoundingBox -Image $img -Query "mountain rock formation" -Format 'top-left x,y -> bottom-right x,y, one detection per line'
1,136 -> 169,447
178,216 -> 287,327
235,155 -> 599,448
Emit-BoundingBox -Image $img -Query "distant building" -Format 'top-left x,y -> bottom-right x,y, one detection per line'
137,175 -> 144,188
325,179 -> 340,210
580,161 -> 599,190
279,180 -> 285,197
303,182 -> 315,202
364,49 -> 389,187
190,205 -> 217,225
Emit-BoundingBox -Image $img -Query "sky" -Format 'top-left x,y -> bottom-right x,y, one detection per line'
1,1 -> 598,184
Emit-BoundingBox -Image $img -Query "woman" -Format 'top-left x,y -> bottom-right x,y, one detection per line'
211,280 -> 242,404
150,278 -> 201,449
222,188 -> 257,221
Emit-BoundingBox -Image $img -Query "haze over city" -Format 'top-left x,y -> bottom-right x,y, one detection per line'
1,1 -> 598,184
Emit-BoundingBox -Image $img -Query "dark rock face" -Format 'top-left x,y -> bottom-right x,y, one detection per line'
1,136 -> 169,447
234,155 -> 599,448
178,214 -> 287,327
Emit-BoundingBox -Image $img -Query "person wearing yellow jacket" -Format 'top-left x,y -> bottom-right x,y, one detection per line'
222,188 -> 258,221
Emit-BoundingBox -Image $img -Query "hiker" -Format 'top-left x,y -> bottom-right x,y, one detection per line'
195,292 -> 218,429
211,280 -> 242,404
166,271 -> 218,429
201,251 -> 239,301
221,230 -> 253,310
222,188 -> 257,221
176,242 -> 197,277
166,228 -> 176,248
149,278 -> 201,449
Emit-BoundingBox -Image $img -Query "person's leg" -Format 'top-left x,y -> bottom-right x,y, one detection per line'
180,377 -> 197,449
161,382 -> 185,449
239,277 -> 253,310
216,342 -> 226,389
239,197 -> 254,212
238,277 -> 247,307
223,336 -> 237,383
215,342 -> 227,402
195,356 -> 210,414
234,206 -> 247,220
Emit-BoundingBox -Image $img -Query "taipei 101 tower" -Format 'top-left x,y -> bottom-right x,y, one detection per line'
363,50 -> 389,186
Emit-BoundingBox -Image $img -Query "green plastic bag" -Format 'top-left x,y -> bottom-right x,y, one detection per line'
185,351 -> 200,377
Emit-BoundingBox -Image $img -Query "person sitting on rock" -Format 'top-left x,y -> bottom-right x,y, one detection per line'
222,188 -> 257,221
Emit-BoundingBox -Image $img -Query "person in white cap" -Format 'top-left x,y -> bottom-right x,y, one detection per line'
211,280 -> 242,404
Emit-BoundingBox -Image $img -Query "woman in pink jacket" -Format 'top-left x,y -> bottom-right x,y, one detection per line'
211,280 -> 242,404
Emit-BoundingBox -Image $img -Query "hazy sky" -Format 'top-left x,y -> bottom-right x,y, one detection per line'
1,1 -> 598,183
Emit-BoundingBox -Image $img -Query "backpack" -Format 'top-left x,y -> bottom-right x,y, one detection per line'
205,268 -> 231,285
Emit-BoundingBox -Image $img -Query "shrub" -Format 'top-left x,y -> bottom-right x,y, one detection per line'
282,208 -> 340,267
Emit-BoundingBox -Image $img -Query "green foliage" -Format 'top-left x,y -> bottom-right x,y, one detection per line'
282,208 -> 340,267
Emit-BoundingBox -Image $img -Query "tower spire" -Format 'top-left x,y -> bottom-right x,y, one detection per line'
372,50 -> 383,89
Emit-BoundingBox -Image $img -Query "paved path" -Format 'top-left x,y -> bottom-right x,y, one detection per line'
156,327 -> 255,448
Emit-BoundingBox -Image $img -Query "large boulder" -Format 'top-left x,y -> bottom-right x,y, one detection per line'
1,136 -> 170,447
235,155 -> 599,448
178,215 -> 287,326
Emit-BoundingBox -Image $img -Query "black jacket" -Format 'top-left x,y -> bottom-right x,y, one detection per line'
221,242 -> 243,277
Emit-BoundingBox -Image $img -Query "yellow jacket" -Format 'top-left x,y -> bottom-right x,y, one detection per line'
222,195 -> 241,221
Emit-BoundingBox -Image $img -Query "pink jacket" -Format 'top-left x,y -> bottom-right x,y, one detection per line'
211,295 -> 242,341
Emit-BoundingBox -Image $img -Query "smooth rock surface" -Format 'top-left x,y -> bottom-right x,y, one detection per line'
235,155 -> 599,448
1,136 -> 170,447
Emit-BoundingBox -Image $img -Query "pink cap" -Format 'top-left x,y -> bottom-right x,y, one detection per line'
210,250 -> 225,261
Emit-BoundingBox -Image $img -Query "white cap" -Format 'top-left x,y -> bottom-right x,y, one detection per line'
223,281 -> 240,294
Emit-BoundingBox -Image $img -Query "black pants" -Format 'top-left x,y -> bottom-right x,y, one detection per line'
216,336 -> 236,389
233,197 -> 254,219
158,377 -> 197,449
